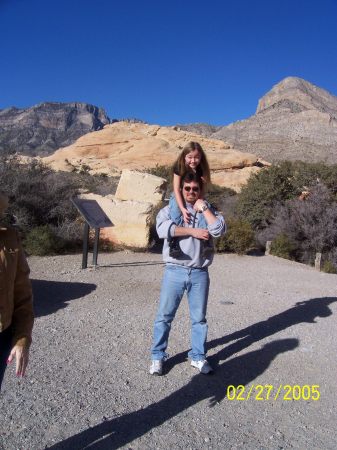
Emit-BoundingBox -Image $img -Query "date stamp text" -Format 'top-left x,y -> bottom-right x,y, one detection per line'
226,384 -> 320,401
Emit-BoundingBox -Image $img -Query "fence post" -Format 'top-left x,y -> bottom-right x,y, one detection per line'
315,253 -> 322,271
265,241 -> 272,256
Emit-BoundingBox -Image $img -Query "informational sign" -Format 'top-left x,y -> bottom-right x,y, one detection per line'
71,197 -> 113,228
71,197 -> 114,269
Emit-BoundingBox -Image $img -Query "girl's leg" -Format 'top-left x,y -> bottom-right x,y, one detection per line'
169,193 -> 184,226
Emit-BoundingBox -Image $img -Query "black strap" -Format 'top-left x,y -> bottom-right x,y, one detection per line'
168,222 -> 175,242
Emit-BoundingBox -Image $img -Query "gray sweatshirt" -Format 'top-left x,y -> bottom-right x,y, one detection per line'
156,202 -> 226,268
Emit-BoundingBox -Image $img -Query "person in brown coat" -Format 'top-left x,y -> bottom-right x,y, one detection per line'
0,192 -> 34,389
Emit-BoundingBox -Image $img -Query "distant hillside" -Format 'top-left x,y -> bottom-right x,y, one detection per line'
0,102 -> 111,156
181,77 -> 337,164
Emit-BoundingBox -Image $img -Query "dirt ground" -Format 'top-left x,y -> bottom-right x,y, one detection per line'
0,251 -> 336,449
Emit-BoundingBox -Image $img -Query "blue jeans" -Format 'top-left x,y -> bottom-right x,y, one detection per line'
0,326 -> 12,390
151,264 -> 210,361
169,193 -> 207,228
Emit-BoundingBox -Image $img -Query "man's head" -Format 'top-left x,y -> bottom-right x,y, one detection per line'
181,172 -> 202,205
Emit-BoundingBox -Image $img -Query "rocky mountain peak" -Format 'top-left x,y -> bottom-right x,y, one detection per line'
257,76 -> 337,117
0,102 -> 111,156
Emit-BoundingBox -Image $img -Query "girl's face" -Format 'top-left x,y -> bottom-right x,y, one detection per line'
185,150 -> 201,171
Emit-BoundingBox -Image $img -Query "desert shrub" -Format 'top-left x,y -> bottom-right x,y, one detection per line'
321,260 -> 337,274
145,165 -> 173,193
236,161 -> 337,231
206,184 -> 236,212
236,162 -> 298,229
259,183 -> 337,264
290,161 -> 337,195
146,164 -> 172,181
0,156 -> 118,252
270,234 -> 297,260
24,225 -> 62,256
216,217 -> 255,254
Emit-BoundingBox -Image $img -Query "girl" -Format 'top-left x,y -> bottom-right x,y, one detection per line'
168,142 -> 212,257
170,141 -> 211,226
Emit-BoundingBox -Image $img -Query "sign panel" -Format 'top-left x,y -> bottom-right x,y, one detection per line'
71,197 -> 113,228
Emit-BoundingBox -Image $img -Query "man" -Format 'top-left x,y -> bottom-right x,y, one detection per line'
150,172 -> 225,375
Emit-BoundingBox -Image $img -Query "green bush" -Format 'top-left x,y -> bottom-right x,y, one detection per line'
216,217 -> 255,254
322,260 -> 337,274
24,225 -> 62,256
236,161 -> 337,231
236,162 -> 298,230
270,233 -> 296,260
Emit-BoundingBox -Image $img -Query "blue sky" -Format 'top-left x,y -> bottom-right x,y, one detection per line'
1,0 -> 337,125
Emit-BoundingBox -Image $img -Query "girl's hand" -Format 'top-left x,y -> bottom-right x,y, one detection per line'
182,208 -> 191,224
7,345 -> 30,377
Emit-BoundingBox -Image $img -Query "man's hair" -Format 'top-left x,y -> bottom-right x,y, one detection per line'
180,171 -> 203,190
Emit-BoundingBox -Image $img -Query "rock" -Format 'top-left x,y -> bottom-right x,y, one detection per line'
0,102 -> 111,156
211,166 -> 260,192
78,170 -> 167,248
115,170 -> 167,203
78,192 -> 153,248
41,121 -> 265,191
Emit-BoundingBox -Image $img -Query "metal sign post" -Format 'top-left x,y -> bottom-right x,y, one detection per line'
71,197 -> 113,269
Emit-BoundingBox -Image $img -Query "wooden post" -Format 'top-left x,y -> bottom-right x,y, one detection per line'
265,241 -> 272,256
315,253 -> 322,271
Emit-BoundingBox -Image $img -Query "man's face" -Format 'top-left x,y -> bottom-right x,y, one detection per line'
182,181 -> 201,204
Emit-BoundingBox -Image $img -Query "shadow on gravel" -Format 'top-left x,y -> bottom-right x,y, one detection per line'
168,296 -> 337,372
32,279 -> 97,318
47,338 -> 298,450
46,296 -> 336,449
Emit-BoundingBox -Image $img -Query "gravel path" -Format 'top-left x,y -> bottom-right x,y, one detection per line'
0,251 -> 336,450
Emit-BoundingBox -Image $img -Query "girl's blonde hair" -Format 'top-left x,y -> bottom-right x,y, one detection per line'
172,141 -> 211,184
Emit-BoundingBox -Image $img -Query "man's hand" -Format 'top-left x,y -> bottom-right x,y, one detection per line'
7,345 -> 30,377
191,228 -> 210,240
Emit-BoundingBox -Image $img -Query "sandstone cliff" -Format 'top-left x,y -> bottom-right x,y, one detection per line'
0,102 -> 111,156
42,121 -> 266,192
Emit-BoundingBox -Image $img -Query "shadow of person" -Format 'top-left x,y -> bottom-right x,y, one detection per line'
46,297 -> 336,449
32,279 -> 97,318
166,296 -> 337,372
47,338 -> 298,450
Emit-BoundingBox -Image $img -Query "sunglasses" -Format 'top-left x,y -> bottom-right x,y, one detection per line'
184,186 -> 200,192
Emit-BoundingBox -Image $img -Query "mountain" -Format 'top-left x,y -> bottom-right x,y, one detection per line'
181,77 -> 337,164
0,102 -> 111,156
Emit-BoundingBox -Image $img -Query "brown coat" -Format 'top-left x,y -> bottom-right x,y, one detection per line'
0,227 -> 34,349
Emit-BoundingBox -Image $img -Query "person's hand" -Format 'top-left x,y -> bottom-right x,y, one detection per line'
193,199 -> 208,213
192,228 -> 209,240
7,345 -> 30,377
182,208 -> 191,224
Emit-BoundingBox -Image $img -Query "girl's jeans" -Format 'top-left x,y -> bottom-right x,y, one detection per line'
151,264 -> 210,361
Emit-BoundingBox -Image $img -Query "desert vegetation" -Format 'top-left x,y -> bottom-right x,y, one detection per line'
2,157 -> 337,273
235,161 -> 337,272
0,156 -> 118,255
